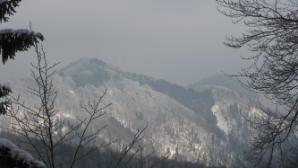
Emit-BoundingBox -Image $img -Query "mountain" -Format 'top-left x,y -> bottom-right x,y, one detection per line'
4,58 -> 263,167
189,74 -> 259,99
59,58 -> 218,132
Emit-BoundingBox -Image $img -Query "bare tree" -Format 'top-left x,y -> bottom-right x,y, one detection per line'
8,43 -> 111,168
216,0 -> 298,167
113,126 -> 147,168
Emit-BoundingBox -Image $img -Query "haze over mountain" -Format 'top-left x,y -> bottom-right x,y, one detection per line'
3,58 -> 263,167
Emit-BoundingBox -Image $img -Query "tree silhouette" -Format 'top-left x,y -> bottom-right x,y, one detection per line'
217,0 -> 298,167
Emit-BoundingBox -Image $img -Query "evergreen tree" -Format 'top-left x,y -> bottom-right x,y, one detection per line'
0,0 -> 43,114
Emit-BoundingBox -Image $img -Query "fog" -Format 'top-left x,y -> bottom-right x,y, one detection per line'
0,0 -> 249,85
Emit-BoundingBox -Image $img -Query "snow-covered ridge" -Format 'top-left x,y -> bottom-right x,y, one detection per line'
1,58 -> 265,167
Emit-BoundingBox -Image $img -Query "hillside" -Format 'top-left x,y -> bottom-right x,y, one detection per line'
2,58 -> 263,167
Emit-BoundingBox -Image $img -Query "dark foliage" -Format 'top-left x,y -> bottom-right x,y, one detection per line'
0,0 -> 44,64
0,0 -> 21,23
0,29 -> 44,63
0,131 -> 222,168
0,142 -> 44,168
0,0 -> 43,115
0,85 -> 11,114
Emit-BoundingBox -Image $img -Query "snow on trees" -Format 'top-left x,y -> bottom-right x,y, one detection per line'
0,138 -> 46,168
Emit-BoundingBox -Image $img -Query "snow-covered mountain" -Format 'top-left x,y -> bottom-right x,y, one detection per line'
5,58 -> 263,167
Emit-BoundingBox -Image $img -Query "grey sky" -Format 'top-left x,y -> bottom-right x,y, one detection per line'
0,0 -> 249,86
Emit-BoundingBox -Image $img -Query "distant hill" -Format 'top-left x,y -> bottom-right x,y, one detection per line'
189,74 -> 257,99
59,58 -> 218,132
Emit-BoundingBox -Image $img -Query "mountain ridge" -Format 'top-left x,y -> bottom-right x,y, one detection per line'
3,57 -> 262,167
59,58 -> 220,134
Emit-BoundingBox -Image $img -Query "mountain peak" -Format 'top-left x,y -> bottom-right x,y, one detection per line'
59,58 -> 123,87
62,58 -> 119,72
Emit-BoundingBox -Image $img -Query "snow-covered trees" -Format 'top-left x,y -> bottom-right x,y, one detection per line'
0,0 -> 43,115
8,44 -> 111,168
0,85 -> 10,114
0,138 -> 46,168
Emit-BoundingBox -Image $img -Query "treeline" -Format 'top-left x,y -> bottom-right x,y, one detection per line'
0,131 -> 223,168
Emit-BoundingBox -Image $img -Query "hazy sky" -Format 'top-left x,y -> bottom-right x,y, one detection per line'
0,0 -> 249,86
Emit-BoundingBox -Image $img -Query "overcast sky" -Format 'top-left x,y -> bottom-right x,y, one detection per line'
0,0 -> 249,86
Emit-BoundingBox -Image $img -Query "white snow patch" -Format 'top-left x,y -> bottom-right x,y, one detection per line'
57,112 -> 75,119
69,89 -> 75,95
249,107 -> 265,119
107,89 -> 113,96
211,104 -> 229,135
61,126 -> 69,134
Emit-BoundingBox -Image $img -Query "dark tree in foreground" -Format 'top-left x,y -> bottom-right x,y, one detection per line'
0,85 -> 10,114
216,0 -> 298,167
0,138 -> 46,168
0,0 -> 43,115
